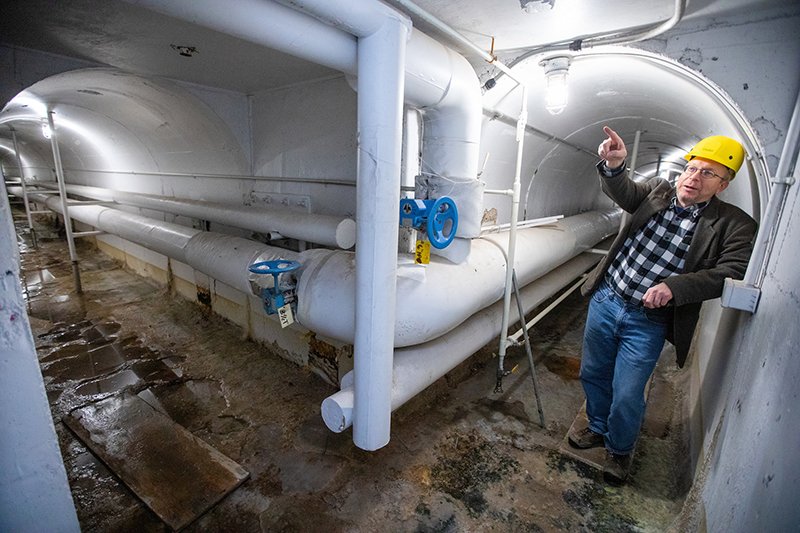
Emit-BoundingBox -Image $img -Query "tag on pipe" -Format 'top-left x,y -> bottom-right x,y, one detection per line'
278,304 -> 294,328
415,239 -> 431,264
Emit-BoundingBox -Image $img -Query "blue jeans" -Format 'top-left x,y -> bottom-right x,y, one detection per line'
581,281 -> 668,455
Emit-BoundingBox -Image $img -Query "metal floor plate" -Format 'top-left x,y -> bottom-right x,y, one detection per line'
64,391 -> 249,531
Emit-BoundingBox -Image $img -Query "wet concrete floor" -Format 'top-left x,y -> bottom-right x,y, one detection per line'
17,214 -> 691,532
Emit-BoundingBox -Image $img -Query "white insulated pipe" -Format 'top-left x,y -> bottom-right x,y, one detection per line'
321,251 -> 604,433
351,18 -> 409,451
298,209 -> 620,348
124,0 -> 358,75
13,189 -> 299,294
271,0 -> 412,451
29,181 -> 356,249
127,0 -> 482,183
404,31 -> 482,179
15,184 -> 617,353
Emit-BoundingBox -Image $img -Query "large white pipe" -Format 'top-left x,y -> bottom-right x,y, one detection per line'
13,189 -> 299,293
272,0 -> 412,451
321,251 -> 603,433
403,31 -> 482,179
15,185 -> 617,353
30,181 -> 356,249
127,0 -> 481,183
298,209 -> 620,347
124,0 -> 358,75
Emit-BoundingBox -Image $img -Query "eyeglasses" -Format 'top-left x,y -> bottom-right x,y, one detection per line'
682,165 -> 726,181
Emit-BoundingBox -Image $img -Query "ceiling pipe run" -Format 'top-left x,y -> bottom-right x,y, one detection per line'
28,181 -> 356,249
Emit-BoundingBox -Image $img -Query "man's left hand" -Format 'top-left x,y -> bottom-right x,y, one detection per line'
642,283 -> 673,308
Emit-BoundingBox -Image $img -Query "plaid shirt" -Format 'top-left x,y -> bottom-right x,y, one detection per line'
605,197 -> 707,305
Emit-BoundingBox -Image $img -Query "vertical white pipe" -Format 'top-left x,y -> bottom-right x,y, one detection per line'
497,85 -> 529,368
10,130 -> 33,231
400,108 -> 421,253
629,130 -> 642,180
353,18 -> 409,451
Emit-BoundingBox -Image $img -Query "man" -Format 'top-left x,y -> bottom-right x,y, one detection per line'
568,126 -> 757,483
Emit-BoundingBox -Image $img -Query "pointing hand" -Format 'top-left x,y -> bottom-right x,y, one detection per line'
598,126 -> 627,170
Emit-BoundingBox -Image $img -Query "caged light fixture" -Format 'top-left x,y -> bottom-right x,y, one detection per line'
539,55 -> 572,115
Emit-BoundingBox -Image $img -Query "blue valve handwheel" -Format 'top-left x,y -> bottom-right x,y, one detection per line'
248,259 -> 301,275
428,197 -> 458,249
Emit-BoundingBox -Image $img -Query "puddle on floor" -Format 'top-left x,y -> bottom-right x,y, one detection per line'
37,319 -> 188,418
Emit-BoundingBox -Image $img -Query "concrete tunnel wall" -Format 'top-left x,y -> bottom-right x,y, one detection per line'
1,3 -> 799,528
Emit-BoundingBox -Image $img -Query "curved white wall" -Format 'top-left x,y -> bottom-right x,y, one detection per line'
1,68 -> 248,196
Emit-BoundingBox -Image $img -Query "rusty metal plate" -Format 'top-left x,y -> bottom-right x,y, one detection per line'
64,392 -> 249,531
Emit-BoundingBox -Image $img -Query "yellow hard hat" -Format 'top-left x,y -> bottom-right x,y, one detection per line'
684,136 -> 745,179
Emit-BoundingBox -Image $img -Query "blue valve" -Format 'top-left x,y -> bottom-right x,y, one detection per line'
399,196 -> 458,249
248,260 -> 300,316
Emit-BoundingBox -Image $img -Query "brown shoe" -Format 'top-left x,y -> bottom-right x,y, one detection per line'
568,426 -> 604,449
604,452 -> 632,483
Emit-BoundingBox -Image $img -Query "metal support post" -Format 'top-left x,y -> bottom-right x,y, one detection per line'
510,270 -> 546,428
47,110 -> 82,293
11,129 -> 37,247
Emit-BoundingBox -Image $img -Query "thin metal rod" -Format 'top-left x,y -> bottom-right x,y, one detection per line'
385,0 -> 525,85
511,270 -> 546,428
47,110 -> 82,293
483,108 -> 598,158
510,276 -> 588,343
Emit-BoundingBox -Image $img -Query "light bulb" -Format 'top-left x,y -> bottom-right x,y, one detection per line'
539,55 -> 572,116
546,71 -> 568,115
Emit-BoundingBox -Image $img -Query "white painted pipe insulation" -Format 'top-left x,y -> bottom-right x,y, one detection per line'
29,181 -> 356,249
297,209 -> 620,347
321,251 -> 605,433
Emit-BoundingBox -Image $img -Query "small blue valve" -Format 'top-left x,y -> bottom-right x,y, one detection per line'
248,260 -> 300,316
399,196 -> 458,249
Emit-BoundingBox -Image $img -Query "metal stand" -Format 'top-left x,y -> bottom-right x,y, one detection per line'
511,270 -> 546,428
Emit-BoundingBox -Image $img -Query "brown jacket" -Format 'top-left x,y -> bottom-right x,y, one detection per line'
582,169 -> 758,368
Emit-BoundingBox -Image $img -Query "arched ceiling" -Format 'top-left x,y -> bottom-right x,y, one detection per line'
480,48 -> 767,222
1,69 -> 248,181
1,0 -> 795,98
